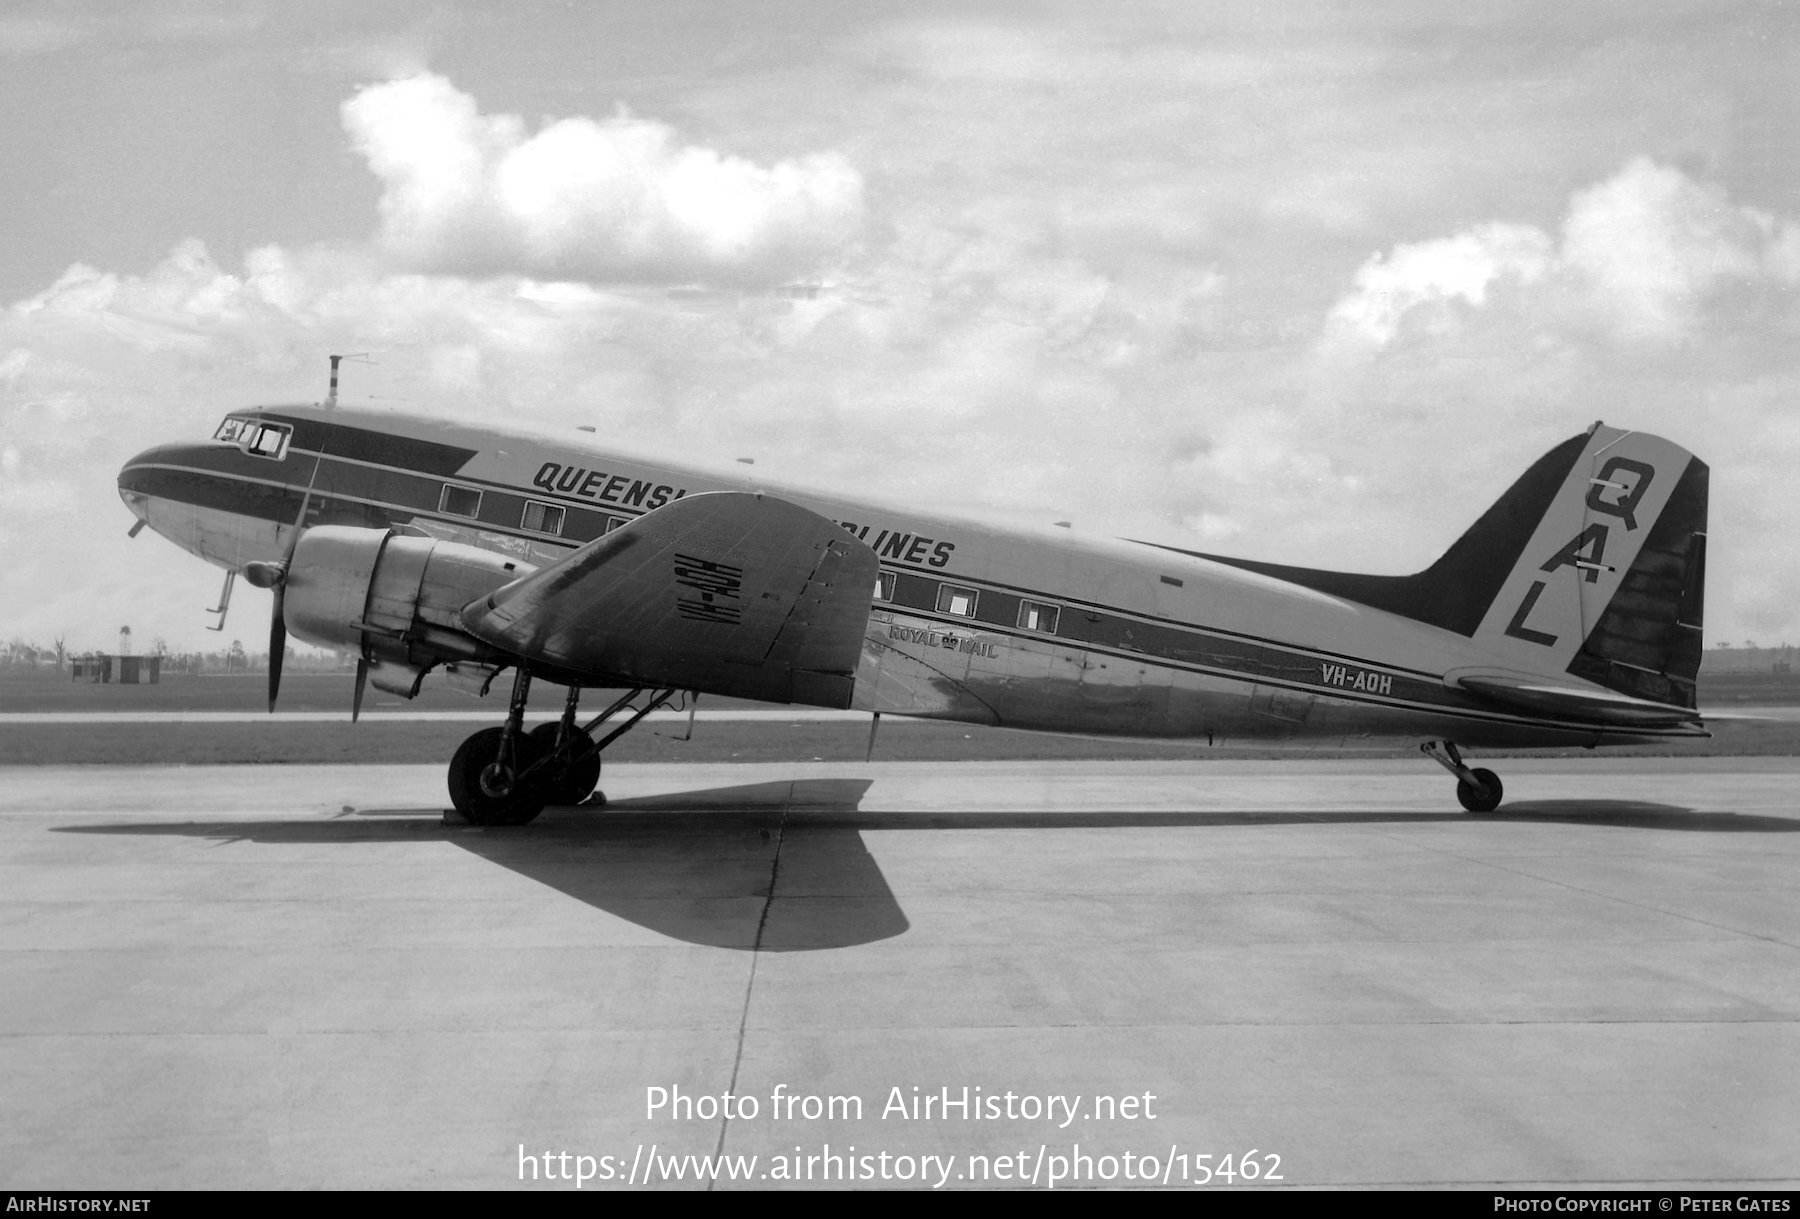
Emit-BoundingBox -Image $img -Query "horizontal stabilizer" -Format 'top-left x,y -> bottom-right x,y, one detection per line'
1454,673 -> 1706,729
461,492 -> 879,707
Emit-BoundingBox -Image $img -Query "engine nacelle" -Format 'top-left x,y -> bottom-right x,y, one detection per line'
281,526 -> 534,693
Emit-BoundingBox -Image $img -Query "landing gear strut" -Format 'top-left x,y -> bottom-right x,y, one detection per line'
1421,740 -> 1504,813
447,667 -> 545,826
529,686 -> 601,807
446,678 -> 678,826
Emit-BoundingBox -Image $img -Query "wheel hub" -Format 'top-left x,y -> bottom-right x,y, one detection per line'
478,762 -> 515,799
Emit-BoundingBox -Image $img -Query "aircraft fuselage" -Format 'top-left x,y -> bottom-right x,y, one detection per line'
117,404 -> 1706,751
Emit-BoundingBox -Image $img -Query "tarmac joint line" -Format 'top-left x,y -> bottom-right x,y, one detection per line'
708,780 -> 793,1189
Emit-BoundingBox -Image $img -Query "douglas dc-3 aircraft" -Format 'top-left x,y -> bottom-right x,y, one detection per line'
117,402 -> 1708,824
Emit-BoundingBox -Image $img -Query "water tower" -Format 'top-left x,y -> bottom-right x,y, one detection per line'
119,625 -> 132,657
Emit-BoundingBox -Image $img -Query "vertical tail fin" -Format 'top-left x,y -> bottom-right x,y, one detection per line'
1469,424 -> 1707,708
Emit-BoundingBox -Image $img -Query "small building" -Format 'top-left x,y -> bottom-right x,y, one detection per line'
118,654 -> 160,684
69,654 -> 161,684
70,655 -> 111,682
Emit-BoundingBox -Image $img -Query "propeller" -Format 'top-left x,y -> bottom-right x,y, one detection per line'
241,457 -> 323,712
352,655 -> 369,723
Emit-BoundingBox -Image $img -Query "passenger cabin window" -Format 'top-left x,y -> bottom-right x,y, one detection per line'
439,484 -> 482,518
874,571 -> 896,602
604,516 -> 627,533
214,417 -> 291,461
521,500 -> 565,536
936,584 -> 979,618
1017,599 -> 1060,634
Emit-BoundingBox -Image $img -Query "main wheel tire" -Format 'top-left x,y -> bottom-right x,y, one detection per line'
448,727 -> 548,826
1456,767 -> 1504,813
527,723 -> 601,806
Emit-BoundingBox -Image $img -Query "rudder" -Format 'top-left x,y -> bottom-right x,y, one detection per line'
1470,424 -> 1707,708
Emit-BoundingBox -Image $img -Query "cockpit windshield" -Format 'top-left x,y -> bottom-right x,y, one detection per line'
213,416 -> 292,461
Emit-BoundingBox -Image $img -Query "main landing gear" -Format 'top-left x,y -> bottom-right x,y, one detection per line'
446,668 -> 677,826
1420,740 -> 1504,813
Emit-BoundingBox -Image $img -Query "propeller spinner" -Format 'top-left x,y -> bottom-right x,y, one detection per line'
241,555 -> 292,712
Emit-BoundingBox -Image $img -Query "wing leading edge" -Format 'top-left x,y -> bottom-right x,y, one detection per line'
461,491 -> 879,707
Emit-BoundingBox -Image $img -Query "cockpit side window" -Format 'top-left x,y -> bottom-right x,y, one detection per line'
245,423 -> 290,459
214,417 -> 291,461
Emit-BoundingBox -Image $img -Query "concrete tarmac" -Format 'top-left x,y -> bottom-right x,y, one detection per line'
2,758 -> 1796,1191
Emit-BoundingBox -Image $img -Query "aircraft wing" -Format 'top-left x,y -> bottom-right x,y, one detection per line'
1452,672 -> 1706,729
460,491 -> 878,707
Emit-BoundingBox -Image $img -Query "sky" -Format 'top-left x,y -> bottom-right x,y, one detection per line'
1,0 -> 1796,656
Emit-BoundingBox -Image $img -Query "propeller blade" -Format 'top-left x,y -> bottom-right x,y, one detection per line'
264,454 -> 323,714
268,585 -> 287,713
285,455 -> 324,561
351,655 -> 369,723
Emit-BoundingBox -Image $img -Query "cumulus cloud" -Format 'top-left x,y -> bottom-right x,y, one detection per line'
1326,223 -> 1553,347
1561,158 -> 1797,338
341,74 -> 865,287
1326,158 -> 1800,348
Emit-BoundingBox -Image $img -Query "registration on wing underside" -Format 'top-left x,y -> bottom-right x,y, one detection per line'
673,553 -> 745,624
460,491 -> 879,707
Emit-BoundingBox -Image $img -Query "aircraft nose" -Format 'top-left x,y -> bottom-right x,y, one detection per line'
117,447 -> 155,510
118,483 -> 150,524
117,442 -> 198,525
119,447 -> 161,529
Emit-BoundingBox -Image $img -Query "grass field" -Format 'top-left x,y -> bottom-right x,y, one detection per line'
2,668 -> 1795,766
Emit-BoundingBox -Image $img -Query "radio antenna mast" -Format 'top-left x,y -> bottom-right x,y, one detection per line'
324,353 -> 371,409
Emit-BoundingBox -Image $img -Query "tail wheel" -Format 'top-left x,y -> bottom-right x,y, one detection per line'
1456,767 -> 1504,813
527,722 -> 602,806
448,727 -> 548,826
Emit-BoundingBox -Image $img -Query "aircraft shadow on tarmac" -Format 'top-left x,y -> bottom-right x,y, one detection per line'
453,778 -> 911,951
56,779 -> 909,952
1477,799 -> 1800,831
53,781 -> 1797,953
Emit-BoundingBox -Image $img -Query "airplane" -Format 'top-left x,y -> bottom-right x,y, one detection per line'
116,400 -> 1709,825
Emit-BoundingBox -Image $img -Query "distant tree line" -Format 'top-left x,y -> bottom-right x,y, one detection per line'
1,637 -> 350,675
